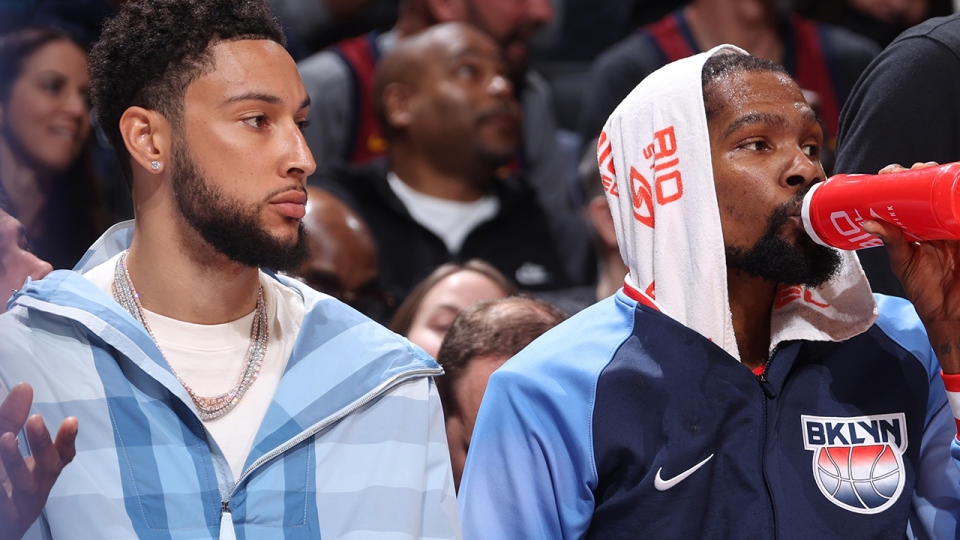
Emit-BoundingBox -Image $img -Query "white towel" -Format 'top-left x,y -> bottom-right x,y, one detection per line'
597,45 -> 876,361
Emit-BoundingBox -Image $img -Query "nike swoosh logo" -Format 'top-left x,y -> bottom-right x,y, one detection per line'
653,454 -> 715,491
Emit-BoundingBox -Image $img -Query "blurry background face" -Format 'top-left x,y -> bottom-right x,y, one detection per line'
407,27 -> 521,169
463,0 -> 553,81
1,38 -> 90,172
406,269 -> 510,358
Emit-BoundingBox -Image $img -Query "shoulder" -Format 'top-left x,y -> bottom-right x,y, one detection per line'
491,293 -> 638,400
894,14 -> 960,51
858,15 -> 960,77
286,274 -> 437,370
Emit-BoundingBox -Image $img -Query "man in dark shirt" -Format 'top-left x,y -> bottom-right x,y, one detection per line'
319,22 -> 593,306
836,13 -> 960,297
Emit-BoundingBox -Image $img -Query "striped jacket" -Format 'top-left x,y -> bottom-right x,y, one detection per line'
0,222 -> 461,539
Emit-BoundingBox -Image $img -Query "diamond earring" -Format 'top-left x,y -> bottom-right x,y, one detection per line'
150,160 -> 161,171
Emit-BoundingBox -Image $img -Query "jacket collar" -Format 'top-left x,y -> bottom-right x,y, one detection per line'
9,219 -> 441,480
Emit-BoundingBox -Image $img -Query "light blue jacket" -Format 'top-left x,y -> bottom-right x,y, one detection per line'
0,222 -> 460,539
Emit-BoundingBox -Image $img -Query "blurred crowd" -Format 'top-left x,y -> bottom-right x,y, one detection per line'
4,0 -> 960,536
0,0 -> 956,402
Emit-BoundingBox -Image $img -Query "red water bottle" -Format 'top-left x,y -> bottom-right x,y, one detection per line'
801,162 -> 960,250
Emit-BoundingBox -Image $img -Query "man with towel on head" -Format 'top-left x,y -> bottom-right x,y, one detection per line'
457,46 -> 960,538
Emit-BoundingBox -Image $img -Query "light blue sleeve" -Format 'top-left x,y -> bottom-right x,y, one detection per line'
0,322 -> 52,540
908,377 -> 960,540
873,295 -> 960,539
458,294 -> 636,540
457,365 -> 597,540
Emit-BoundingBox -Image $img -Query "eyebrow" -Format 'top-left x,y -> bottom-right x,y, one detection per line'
724,108 -> 821,137
449,47 -> 503,67
220,92 -> 311,110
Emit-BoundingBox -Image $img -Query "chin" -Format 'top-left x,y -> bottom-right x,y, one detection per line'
32,151 -> 75,173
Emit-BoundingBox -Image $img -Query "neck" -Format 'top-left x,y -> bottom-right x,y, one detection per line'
685,0 -> 783,62
389,147 -> 491,202
726,268 -> 777,369
0,138 -> 48,231
125,187 -> 261,324
596,246 -> 627,300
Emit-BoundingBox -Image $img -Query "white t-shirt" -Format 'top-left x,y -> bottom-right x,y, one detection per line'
84,253 -> 304,479
387,172 -> 499,254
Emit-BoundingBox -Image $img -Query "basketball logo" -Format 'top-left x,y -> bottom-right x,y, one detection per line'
801,413 -> 907,514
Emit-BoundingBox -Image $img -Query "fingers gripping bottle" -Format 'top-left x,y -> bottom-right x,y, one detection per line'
801,162 -> 960,250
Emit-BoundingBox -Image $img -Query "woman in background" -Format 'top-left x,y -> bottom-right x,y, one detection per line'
391,260 -> 516,359
0,27 -> 105,269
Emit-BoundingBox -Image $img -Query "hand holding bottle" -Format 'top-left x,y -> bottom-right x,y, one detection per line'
860,162 -> 960,375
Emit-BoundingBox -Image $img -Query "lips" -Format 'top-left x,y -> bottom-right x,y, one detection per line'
270,190 -> 307,220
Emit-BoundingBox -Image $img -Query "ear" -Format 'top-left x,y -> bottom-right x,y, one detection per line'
118,106 -> 171,175
381,82 -> 415,132
426,0 -> 467,22
588,195 -> 618,249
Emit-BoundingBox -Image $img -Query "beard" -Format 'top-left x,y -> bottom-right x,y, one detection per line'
171,141 -> 307,272
725,190 -> 841,288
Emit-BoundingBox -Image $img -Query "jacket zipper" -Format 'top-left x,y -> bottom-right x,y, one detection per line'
756,347 -> 778,539
217,367 -> 442,526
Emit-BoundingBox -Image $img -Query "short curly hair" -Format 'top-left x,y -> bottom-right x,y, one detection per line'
701,51 -> 788,118
88,0 -> 285,182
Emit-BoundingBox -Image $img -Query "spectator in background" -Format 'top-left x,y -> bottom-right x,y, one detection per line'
436,296 -> 565,490
391,260 -> 515,359
578,0 -> 879,171
297,0 -> 577,213
0,27 -> 106,269
0,209 -> 51,312
267,0 -> 397,56
835,12 -> 960,298
0,0 -> 117,47
290,186 -> 394,321
791,0 -> 950,47
320,23 -> 594,306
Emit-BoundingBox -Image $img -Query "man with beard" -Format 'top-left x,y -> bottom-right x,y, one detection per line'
296,0 -> 576,213
0,1 -> 459,539
457,48 -> 960,538
318,22 -> 593,308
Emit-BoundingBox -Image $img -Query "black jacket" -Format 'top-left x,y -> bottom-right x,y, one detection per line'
316,160 -> 595,304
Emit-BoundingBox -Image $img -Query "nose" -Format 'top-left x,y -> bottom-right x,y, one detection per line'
284,123 -> 317,181
783,146 -> 823,191
488,74 -> 514,99
526,0 -> 554,27
64,88 -> 89,118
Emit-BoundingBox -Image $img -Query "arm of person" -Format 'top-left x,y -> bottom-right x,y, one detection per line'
862,162 -> 960,375
0,211 -> 52,313
0,383 -> 77,540
862,163 -> 960,528
457,366 -> 596,540
907,373 -> 960,538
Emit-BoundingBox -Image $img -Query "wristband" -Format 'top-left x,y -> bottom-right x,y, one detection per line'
941,371 -> 960,441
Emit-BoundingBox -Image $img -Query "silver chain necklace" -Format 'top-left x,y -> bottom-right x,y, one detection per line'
111,251 -> 269,420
